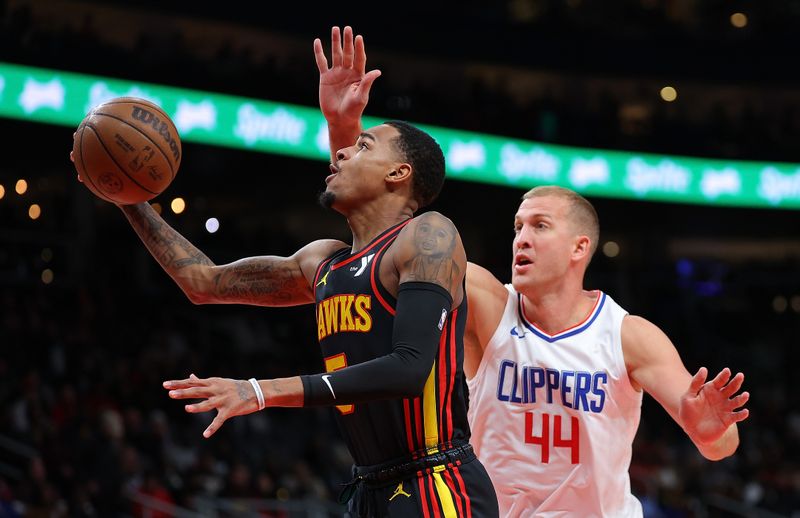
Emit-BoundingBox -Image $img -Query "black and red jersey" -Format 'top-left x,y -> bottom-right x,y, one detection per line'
312,219 -> 472,467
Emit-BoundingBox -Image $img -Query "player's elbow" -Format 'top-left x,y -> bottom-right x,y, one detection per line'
180,268 -> 219,305
183,283 -> 216,305
397,367 -> 431,398
186,291 -> 212,305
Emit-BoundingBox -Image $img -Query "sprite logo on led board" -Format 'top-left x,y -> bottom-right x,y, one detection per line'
0,61 -> 799,209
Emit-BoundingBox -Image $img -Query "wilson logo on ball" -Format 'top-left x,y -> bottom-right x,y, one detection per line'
131,106 -> 181,163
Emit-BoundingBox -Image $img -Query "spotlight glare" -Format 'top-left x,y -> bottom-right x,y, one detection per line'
730,12 -> 748,28
15,179 -> 28,195
772,295 -> 788,314
28,204 -> 41,220
41,269 -> 54,284
660,86 -> 677,102
0,184 -> 5,199
171,197 -> 186,214
205,217 -> 220,233
602,241 -> 620,258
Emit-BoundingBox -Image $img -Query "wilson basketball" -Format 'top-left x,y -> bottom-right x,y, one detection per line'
72,97 -> 181,205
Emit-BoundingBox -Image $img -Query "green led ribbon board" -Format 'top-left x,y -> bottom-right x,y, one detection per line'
2,61 -> 799,209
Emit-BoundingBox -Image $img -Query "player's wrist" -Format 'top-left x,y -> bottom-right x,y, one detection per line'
248,378 -> 266,411
327,118 -> 361,132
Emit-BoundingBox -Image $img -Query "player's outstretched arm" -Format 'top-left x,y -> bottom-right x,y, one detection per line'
119,203 -> 345,307
164,214 -> 467,436
623,315 -> 749,460
164,373 -> 303,438
314,25 -> 381,161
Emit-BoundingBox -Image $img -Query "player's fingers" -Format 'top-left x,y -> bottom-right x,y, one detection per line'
313,38 -> 328,73
203,411 -> 228,438
342,26 -> 354,68
163,377 -> 207,389
729,408 -> 750,423
354,35 -> 366,74
168,386 -> 214,400
720,372 -> 745,397
331,26 -> 343,67
709,367 -> 732,390
729,391 -> 749,409
185,397 -> 218,414
688,366 -> 707,394
357,70 -> 382,98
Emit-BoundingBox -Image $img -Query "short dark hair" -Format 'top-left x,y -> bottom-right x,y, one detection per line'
523,185 -> 600,257
384,120 -> 445,208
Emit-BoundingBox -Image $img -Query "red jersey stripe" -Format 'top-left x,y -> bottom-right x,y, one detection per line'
443,470 -> 465,516
331,219 -> 411,271
452,466 -> 472,518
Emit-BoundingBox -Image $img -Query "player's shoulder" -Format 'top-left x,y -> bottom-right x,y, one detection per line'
393,211 -> 463,250
621,314 -> 670,347
401,210 -> 460,236
295,239 -> 349,265
466,262 -> 505,292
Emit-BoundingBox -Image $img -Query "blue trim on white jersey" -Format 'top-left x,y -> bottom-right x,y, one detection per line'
517,292 -> 607,343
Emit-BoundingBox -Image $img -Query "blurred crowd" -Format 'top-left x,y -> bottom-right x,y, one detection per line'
1,0 -> 799,516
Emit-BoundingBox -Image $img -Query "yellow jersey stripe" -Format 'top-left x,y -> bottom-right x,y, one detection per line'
433,471 -> 458,517
423,361 -> 439,452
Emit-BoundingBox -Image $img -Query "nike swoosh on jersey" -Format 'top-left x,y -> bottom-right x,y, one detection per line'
321,374 -> 336,399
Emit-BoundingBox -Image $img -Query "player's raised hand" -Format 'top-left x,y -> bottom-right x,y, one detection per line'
679,367 -> 749,444
163,374 -> 260,438
314,25 -> 381,126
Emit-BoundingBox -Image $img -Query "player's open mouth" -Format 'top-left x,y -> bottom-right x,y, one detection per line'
514,254 -> 533,272
514,254 -> 532,266
325,164 -> 340,184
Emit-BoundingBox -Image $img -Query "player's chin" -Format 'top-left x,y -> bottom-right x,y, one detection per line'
511,272 -> 534,292
318,190 -> 336,209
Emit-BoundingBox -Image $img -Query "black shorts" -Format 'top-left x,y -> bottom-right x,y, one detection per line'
343,444 -> 498,518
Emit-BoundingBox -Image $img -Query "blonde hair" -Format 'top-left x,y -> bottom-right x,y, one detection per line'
522,185 -> 600,257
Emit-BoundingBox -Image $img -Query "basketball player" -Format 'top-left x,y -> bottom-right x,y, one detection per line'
70,46 -> 498,518
318,26 -> 750,517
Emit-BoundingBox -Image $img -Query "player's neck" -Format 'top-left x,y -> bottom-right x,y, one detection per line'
346,200 -> 414,253
520,285 -> 598,335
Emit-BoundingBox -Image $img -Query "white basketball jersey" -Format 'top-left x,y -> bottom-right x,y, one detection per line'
467,285 -> 643,518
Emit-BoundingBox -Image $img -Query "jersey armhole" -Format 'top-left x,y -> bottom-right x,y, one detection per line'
467,283 -> 516,384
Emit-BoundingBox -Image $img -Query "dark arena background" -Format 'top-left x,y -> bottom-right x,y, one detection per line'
1,1 -> 798,516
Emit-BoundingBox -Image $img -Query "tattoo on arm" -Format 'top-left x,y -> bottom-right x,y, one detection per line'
236,380 -> 252,402
122,204 -> 213,270
403,215 -> 462,292
211,259 -> 307,304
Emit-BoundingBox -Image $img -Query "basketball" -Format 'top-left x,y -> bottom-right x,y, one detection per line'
72,97 -> 181,205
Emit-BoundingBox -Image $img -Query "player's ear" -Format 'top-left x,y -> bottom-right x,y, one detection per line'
573,235 -> 591,260
387,163 -> 412,183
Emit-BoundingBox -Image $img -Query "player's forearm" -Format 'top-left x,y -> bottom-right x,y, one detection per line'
327,119 -> 362,162
120,202 -> 214,301
692,423 -> 740,461
259,376 -> 305,407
